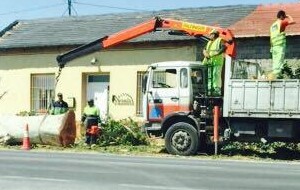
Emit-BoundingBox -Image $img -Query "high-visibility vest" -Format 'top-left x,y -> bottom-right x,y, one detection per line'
205,37 -> 223,65
83,106 -> 100,117
270,20 -> 286,46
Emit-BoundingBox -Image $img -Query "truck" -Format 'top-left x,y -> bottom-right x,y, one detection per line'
57,17 -> 300,156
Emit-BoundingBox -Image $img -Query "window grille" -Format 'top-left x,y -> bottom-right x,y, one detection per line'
31,74 -> 55,114
136,71 -> 145,116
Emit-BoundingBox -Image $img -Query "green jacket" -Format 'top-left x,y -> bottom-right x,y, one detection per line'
50,100 -> 68,115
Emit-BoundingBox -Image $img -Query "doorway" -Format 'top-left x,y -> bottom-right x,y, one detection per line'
86,74 -> 110,122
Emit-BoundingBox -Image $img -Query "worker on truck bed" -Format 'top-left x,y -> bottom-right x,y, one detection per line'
50,93 -> 68,115
81,99 -> 101,147
270,10 -> 295,79
202,29 -> 226,96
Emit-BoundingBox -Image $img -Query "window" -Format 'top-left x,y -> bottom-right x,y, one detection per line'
31,74 -> 55,114
152,69 -> 177,88
191,69 -> 203,85
136,71 -> 145,116
88,75 -> 110,82
191,69 -> 205,96
180,68 -> 188,88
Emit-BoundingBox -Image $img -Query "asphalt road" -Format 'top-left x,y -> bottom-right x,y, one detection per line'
0,150 -> 299,190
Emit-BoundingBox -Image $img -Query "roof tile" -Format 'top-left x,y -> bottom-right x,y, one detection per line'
230,2 -> 300,37
0,5 -> 256,49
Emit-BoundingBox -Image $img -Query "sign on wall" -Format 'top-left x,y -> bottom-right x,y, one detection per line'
112,93 -> 134,106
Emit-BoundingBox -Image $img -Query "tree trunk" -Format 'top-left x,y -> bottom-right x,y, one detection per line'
0,110 -> 76,146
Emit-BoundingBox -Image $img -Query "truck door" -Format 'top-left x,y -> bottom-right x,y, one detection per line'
147,68 -> 180,122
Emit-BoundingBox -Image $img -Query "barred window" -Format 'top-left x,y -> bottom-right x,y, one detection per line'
136,71 -> 146,116
31,74 -> 55,114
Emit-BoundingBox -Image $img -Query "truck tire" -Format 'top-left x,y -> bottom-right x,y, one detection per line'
165,122 -> 199,156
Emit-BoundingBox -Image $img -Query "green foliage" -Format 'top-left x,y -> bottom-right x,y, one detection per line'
279,62 -> 294,79
221,141 -> 300,160
98,118 -> 149,146
16,110 -> 37,116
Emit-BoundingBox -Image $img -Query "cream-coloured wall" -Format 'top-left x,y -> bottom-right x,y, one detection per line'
0,44 -> 197,121
0,69 -> 31,114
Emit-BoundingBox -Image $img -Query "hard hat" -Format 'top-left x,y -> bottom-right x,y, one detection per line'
88,99 -> 94,104
210,29 -> 219,35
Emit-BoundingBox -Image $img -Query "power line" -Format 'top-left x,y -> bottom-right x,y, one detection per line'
0,3 -> 65,16
74,1 -> 149,12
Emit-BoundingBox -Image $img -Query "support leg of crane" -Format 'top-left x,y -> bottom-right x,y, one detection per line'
213,106 -> 220,155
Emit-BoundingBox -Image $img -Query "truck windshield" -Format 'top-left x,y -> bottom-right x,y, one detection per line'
152,69 -> 177,88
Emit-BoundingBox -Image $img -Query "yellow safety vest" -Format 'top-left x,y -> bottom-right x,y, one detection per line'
270,20 -> 286,46
205,37 -> 223,65
83,106 -> 99,116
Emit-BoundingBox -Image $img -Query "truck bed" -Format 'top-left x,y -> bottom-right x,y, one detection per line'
223,79 -> 300,118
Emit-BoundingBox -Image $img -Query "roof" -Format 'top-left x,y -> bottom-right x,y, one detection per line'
230,2 -> 300,37
0,5 -> 256,49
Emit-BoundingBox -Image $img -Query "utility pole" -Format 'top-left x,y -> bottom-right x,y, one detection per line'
68,0 -> 72,16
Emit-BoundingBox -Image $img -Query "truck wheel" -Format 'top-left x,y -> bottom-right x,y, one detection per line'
165,122 -> 199,156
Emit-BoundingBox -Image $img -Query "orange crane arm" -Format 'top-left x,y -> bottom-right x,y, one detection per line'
57,17 -> 235,68
158,18 -> 236,58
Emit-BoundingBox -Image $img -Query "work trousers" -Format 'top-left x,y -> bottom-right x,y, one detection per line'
205,57 -> 224,96
84,117 -> 98,145
271,45 -> 286,78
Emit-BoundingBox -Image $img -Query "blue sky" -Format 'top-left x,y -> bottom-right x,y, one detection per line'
0,0 -> 298,30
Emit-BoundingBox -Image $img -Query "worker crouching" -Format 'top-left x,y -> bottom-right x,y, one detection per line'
81,99 -> 101,147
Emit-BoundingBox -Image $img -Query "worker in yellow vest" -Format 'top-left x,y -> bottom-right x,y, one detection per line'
270,10 -> 295,79
203,29 -> 226,96
81,99 -> 101,146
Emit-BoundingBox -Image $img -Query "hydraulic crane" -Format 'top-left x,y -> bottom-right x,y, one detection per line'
56,17 -> 235,68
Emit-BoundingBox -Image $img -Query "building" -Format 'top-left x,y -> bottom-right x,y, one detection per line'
0,3 -> 299,121
231,3 -> 300,71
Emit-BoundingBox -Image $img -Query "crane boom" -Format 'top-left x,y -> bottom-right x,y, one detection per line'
56,17 -> 235,68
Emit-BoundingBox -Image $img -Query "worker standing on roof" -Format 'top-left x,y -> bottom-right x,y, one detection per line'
202,29 -> 226,96
270,10 -> 295,79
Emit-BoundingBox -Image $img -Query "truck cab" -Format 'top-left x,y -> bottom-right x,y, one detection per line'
142,61 -> 214,155
143,61 -> 207,129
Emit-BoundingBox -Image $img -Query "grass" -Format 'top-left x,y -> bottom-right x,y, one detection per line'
0,138 -> 166,155
1,139 -> 300,162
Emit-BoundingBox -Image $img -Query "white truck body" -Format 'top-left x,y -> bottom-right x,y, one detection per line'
223,56 -> 300,119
